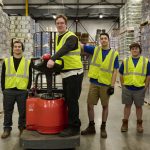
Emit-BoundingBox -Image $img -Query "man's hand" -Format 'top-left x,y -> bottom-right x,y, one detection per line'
47,59 -> 55,68
107,86 -> 114,96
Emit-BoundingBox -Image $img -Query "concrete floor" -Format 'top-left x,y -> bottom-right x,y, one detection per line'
0,72 -> 150,150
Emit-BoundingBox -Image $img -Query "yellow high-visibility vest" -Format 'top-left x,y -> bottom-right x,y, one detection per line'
123,56 -> 148,87
55,31 -> 83,70
88,46 -> 118,85
5,56 -> 30,90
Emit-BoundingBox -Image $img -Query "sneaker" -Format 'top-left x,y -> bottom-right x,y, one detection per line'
100,125 -> 107,138
59,128 -> 79,137
1,129 -> 11,139
81,125 -> 96,135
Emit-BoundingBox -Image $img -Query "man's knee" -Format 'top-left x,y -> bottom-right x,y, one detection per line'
102,105 -> 108,110
87,103 -> 94,111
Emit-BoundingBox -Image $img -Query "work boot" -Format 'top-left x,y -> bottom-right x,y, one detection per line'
137,120 -> 143,133
59,128 -> 79,137
100,124 -> 107,138
81,123 -> 96,135
121,119 -> 128,132
1,129 -> 11,139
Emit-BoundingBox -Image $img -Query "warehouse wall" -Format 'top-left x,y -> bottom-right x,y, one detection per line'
37,19 -> 115,40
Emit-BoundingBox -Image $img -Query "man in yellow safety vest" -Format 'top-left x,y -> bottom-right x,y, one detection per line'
47,15 -> 83,137
1,41 -> 32,139
119,43 -> 150,133
81,33 -> 119,138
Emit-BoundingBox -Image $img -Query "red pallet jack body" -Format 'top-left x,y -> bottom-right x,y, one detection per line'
26,97 -> 68,134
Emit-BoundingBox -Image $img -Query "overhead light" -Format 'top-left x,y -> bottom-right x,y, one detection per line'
99,14 -> 103,18
52,15 -> 56,19
9,14 -> 18,16
134,0 -> 142,2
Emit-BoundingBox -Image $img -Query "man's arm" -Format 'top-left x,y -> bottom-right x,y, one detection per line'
107,55 -> 119,95
119,61 -> 124,86
27,62 -> 32,90
1,62 -> 5,91
111,69 -> 118,87
111,55 -> 119,86
47,35 -> 78,68
51,35 -> 78,61
119,74 -> 124,86
144,76 -> 150,89
145,61 -> 150,89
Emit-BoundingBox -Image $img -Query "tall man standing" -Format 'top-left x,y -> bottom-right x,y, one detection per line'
47,15 -> 83,137
1,41 -> 32,138
81,33 -> 119,138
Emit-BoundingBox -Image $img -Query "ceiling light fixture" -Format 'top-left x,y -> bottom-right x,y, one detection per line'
52,15 -> 56,19
99,14 -> 103,18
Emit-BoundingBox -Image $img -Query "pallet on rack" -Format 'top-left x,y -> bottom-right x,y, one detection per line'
120,27 -> 134,34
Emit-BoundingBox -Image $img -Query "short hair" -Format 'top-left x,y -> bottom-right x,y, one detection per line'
55,15 -> 68,25
129,42 -> 142,54
100,33 -> 109,40
12,40 -> 24,51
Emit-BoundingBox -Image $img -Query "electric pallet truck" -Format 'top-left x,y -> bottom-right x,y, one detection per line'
20,54 -> 80,149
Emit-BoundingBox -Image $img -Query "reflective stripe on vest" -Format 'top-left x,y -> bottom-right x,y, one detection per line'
90,47 -> 101,67
55,31 -> 83,70
5,56 -> 30,90
123,56 -> 148,87
124,57 -> 146,76
90,47 -> 115,72
88,46 -> 118,85
97,49 -> 117,85
100,50 -> 115,73
6,57 -> 29,79
57,31 -> 81,57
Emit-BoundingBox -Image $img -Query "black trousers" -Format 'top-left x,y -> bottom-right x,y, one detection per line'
62,73 -> 83,130
3,89 -> 28,130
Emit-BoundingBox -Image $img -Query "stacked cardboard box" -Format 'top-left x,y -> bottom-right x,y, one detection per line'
0,6 -> 11,90
141,0 -> 150,24
141,24 -> 150,59
140,0 -> 150,60
10,16 -> 35,58
110,29 -> 119,51
134,26 -> 141,43
140,0 -> 150,104
0,8 -> 11,59
119,0 -> 142,60
119,31 -> 134,60
124,0 -> 142,29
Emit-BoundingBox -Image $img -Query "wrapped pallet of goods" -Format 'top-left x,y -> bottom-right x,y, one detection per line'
10,16 -> 35,59
119,0 -> 142,60
140,0 -> 150,104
